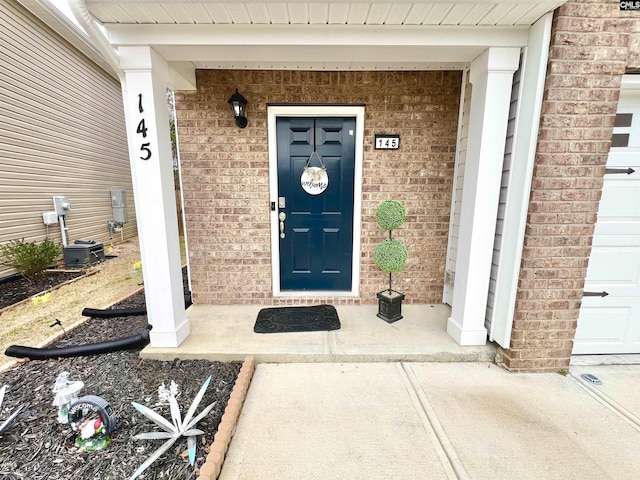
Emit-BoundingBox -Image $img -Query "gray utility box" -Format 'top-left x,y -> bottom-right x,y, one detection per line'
110,188 -> 128,223
63,243 -> 105,268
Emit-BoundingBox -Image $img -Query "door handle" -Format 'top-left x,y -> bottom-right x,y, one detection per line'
279,212 -> 286,238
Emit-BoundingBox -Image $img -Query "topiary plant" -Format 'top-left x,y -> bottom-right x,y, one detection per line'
375,200 -> 406,231
375,200 -> 407,293
374,239 -> 407,273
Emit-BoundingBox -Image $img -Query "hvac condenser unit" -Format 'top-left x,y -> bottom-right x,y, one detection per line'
63,244 -> 105,268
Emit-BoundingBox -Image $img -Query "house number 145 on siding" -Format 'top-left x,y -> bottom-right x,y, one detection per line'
136,94 -> 152,160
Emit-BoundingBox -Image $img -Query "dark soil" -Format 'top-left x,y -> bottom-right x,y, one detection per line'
0,278 -> 241,479
0,271 -> 84,310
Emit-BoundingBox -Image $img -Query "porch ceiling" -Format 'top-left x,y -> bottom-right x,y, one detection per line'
83,0 -> 565,73
85,1 -> 564,27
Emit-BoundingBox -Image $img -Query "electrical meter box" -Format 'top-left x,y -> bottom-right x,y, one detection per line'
110,188 -> 128,223
63,243 -> 105,268
53,196 -> 71,216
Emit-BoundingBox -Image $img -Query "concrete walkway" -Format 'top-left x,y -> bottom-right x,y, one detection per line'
220,363 -> 640,480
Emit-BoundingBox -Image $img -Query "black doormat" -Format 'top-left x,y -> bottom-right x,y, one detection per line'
254,304 -> 341,334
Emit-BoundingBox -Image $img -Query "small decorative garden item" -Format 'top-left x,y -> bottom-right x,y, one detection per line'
52,371 -> 84,424
32,292 -> 52,305
157,380 -> 179,405
129,376 -> 216,479
132,260 -> 142,274
374,200 -> 408,323
0,385 -> 26,434
68,395 -> 116,451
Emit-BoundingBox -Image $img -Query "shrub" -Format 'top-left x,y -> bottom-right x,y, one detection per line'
0,238 -> 62,281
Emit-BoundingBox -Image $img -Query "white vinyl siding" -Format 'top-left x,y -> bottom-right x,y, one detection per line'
0,0 -> 136,277
444,69 -> 471,305
485,54 -> 523,333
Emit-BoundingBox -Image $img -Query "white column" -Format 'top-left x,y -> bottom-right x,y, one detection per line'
119,46 -> 189,347
447,47 -> 520,346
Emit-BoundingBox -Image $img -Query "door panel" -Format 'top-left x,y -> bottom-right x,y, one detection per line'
291,228 -> 311,272
574,300 -> 640,353
277,117 -> 355,291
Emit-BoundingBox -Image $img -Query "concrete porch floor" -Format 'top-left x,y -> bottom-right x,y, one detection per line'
140,304 -> 497,363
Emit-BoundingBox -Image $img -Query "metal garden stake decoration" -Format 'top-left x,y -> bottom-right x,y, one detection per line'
129,376 -> 217,479
0,385 -> 25,434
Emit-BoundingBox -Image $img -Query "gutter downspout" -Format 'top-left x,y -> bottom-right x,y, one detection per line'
67,0 -> 125,84
67,0 -> 138,262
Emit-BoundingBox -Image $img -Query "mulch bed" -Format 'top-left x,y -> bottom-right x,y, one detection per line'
0,283 -> 242,479
0,271 -> 84,311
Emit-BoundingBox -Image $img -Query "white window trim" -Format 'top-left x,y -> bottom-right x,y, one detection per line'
267,105 -> 365,298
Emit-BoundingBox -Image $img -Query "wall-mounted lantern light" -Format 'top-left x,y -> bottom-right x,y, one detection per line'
228,89 -> 248,128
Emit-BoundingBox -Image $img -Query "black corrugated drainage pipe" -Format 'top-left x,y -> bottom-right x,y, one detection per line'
81,294 -> 192,318
4,326 -> 151,360
81,307 -> 147,318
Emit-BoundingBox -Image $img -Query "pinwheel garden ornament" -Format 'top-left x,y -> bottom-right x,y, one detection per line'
129,375 -> 217,480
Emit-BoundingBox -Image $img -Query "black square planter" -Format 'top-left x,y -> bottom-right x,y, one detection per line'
376,290 -> 405,323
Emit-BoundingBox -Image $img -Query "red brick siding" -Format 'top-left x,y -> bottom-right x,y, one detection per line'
499,0 -> 638,371
175,70 -> 461,305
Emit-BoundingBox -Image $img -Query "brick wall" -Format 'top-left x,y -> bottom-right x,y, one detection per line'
499,0 -> 639,371
175,70 -> 461,305
623,5 -> 640,70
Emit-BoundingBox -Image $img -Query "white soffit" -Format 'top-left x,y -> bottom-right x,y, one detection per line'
83,1 -> 566,71
85,1 -> 565,26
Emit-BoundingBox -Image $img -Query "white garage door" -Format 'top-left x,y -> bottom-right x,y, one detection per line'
573,76 -> 640,354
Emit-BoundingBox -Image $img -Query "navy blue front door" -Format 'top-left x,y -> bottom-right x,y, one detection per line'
277,117 -> 356,291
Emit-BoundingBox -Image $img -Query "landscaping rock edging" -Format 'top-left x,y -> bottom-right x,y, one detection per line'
197,356 -> 256,480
